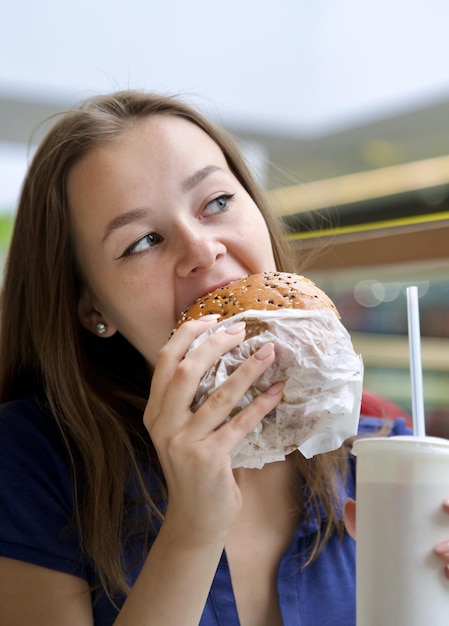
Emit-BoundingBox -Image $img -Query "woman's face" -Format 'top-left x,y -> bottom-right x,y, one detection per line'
68,115 -> 277,365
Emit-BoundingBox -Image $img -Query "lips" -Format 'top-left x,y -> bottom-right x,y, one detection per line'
178,275 -> 246,320
199,278 -> 242,299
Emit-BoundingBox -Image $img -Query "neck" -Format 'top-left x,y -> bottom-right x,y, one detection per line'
232,453 -> 299,526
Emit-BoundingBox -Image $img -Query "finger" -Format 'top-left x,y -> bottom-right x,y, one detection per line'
159,322 -> 248,410
430,499 -> 449,579
147,316 -> 222,416
434,540 -> 449,561
184,341 -> 278,438
343,498 -> 356,540
147,320 -> 247,428
434,540 -> 449,578
168,314 -> 222,361
209,380 -> 284,454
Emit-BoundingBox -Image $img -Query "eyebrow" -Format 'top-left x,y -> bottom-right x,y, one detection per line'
102,208 -> 148,244
181,165 -> 223,192
102,165 -> 224,244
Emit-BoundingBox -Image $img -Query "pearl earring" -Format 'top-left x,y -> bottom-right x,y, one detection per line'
96,322 -> 107,335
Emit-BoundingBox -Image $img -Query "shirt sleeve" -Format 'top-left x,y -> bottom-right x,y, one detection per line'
358,415 -> 412,436
0,398 -> 88,580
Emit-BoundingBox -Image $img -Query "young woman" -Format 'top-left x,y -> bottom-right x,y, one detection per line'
0,90 -> 448,626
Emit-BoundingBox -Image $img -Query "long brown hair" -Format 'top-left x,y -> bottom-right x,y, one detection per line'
0,90 -> 349,597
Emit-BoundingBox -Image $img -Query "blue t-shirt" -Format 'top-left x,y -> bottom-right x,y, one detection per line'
0,397 -> 411,625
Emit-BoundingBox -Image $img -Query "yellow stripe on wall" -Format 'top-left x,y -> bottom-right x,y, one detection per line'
285,211 -> 449,241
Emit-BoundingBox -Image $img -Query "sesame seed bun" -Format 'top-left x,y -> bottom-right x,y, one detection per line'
176,272 -> 339,327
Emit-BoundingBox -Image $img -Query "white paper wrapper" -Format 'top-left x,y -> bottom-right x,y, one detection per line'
187,309 -> 364,469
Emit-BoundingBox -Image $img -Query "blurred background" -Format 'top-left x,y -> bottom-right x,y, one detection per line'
1,0 -> 449,433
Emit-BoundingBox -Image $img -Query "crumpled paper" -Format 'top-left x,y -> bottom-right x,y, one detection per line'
187,309 -> 364,469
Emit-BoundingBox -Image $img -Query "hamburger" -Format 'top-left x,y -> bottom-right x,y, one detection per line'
176,272 -> 340,327
177,272 -> 363,468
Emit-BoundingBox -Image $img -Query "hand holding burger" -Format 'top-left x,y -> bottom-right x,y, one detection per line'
176,272 -> 363,468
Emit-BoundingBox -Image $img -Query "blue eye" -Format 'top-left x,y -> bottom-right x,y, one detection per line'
203,193 -> 235,216
121,232 -> 164,257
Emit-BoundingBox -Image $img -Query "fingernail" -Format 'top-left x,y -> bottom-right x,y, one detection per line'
199,314 -> 221,322
225,321 -> 246,335
255,342 -> 274,361
266,381 -> 284,396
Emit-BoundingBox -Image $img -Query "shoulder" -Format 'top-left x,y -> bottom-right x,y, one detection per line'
0,397 -> 88,578
0,395 -> 60,433
0,396 -> 76,514
358,415 -> 412,437
0,396 -> 72,473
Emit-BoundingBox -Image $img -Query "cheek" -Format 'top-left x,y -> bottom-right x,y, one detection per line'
124,317 -> 176,367
103,286 -> 176,357
240,214 -> 275,259
245,206 -> 272,240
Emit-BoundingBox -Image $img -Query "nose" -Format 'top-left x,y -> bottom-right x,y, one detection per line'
174,222 -> 226,277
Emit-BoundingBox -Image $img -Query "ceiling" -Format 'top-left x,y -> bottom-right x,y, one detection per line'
230,93 -> 449,190
3,0 -> 449,219
4,89 -> 449,187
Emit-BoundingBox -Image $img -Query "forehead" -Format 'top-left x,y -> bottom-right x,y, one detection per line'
71,114 -> 230,185
113,114 -> 226,166
66,115 -> 235,239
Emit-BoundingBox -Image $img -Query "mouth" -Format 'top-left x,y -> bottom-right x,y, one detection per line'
177,275 -> 247,321
197,275 -> 248,301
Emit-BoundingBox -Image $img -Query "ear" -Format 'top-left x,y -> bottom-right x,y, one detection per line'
343,498 -> 356,540
78,289 -> 117,337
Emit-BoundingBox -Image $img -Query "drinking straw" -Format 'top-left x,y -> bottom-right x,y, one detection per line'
406,286 -> 426,436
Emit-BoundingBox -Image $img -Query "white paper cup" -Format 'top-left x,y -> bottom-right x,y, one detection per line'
352,436 -> 449,626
